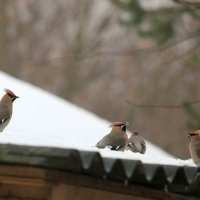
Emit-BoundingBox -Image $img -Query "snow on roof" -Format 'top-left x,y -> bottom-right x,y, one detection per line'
0,71 -> 195,166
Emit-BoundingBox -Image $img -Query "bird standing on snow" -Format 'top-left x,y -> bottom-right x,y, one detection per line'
0,89 -> 19,132
95,121 -> 128,151
186,130 -> 200,167
127,132 -> 146,154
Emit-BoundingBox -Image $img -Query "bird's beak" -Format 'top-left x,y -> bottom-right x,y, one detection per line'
12,96 -> 19,102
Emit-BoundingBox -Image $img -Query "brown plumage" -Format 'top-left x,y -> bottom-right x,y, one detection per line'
186,130 -> 200,167
127,132 -> 146,154
0,89 -> 19,132
95,121 -> 128,151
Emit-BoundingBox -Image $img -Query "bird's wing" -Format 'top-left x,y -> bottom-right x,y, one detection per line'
110,145 -> 121,150
195,145 -> 200,158
141,140 -> 146,154
0,108 -> 10,125
96,134 -> 125,150
128,137 -> 146,154
127,142 -> 138,152
96,134 -> 111,148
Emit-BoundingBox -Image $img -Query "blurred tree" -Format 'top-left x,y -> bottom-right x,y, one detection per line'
0,0 -> 112,99
0,0 -> 20,76
110,0 -> 200,130
1,0 -> 200,157
58,0 -> 112,100
183,102 -> 200,130
110,0 -> 200,44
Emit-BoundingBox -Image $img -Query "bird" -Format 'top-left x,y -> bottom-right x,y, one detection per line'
95,121 -> 128,151
186,130 -> 200,167
0,89 -> 19,132
126,131 -> 146,154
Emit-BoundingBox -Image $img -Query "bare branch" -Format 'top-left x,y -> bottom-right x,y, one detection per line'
172,0 -> 200,8
81,29 -> 200,59
126,99 -> 200,109
156,40 -> 200,67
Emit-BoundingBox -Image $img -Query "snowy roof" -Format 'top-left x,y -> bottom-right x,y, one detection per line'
0,71 -> 194,166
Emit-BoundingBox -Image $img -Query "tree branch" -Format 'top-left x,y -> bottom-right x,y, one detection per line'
126,99 -> 200,109
81,29 -> 200,59
172,0 -> 200,8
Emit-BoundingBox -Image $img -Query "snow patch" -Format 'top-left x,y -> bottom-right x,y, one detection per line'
0,71 -> 194,167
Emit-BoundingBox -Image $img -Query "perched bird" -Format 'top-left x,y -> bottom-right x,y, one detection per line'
0,89 -> 19,132
127,132 -> 146,154
186,130 -> 200,167
95,121 -> 128,151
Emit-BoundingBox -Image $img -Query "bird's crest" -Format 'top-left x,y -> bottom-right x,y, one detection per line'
109,121 -> 128,127
4,89 -> 16,98
186,130 -> 200,139
4,89 -> 19,102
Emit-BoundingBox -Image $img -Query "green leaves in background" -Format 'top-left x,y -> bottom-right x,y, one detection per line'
110,0 -> 197,44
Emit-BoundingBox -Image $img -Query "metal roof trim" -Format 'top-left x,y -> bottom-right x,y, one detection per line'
0,144 -> 199,197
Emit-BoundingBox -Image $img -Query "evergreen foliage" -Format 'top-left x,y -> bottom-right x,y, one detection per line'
110,0 -> 200,44
110,0 -> 200,129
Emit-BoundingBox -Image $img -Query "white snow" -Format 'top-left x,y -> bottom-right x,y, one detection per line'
0,71 -> 195,167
